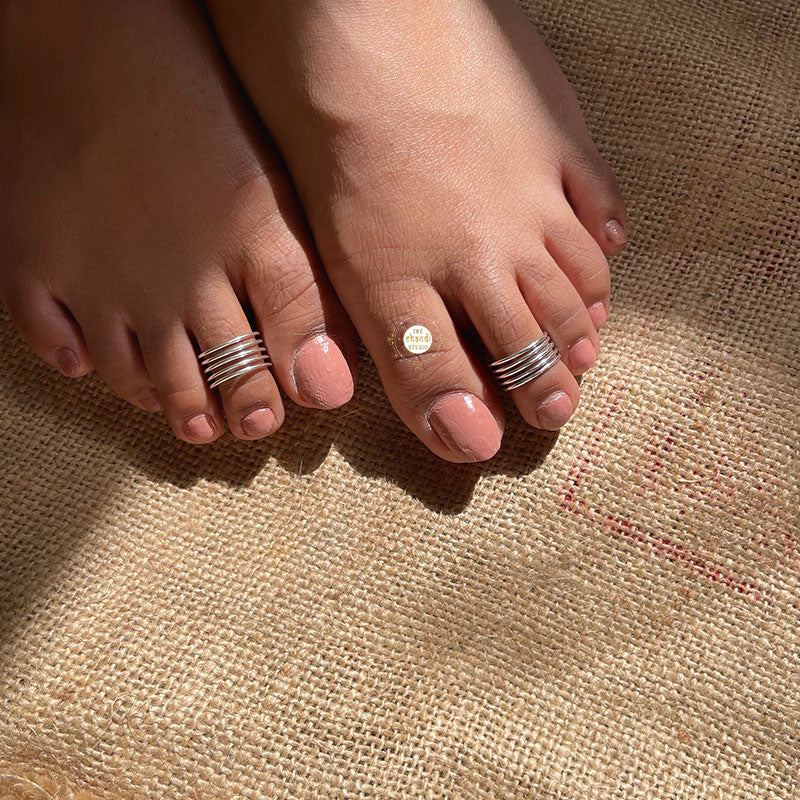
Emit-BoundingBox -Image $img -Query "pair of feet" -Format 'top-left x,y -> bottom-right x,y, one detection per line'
0,0 -> 626,462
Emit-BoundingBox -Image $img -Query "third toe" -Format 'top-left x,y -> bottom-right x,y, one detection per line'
456,265 -> 582,430
189,286 -> 285,441
136,318 -> 225,445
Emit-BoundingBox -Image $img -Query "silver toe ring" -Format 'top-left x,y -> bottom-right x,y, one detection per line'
198,331 -> 271,390
489,332 -> 561,391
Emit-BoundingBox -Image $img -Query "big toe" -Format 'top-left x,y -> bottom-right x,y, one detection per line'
332,273 -> 503,463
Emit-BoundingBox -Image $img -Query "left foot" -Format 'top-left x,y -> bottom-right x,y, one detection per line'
0,0 -> 358,445
208,0 -> 627,461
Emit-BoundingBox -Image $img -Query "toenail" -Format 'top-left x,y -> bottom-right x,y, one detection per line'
588,301 -> 608,330
55,346 -> 80,377
292,334 -> 353,409
183,413 -> 216,442
536,391 -> 573,429
427,392 -> 502,462
137,389 -> 162,412
569,338 -> 597,373
241,406 -> 275,437
604,218 -> 627,249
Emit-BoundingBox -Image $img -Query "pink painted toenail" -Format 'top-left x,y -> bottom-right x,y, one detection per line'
292,334 -> 353,409
536,391 -> 573,429
55,346 -> 80,376
184,414 -> 216,442
588,302 -> 608,330
427,392 -> 502,462
569,338 -> 597,374
241,407 -> 275,437
137,389 -> 162,412
604,219 -> 627,249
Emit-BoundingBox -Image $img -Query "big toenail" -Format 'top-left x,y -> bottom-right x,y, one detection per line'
588,301 -> 608,330
184,414 -> 216,442
241,407 -> 275,437
137,389 -> 162,412
292,334 -> 353,409
569,338 -> 596,373
427,392 -> 502,462
536,391 -> 573,429
604,219 -> 627,248
55,346 -> 80,376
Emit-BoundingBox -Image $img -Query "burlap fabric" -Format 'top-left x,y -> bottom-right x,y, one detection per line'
1,0 -> 798,796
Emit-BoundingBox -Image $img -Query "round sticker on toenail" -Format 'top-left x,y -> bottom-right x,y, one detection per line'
403,324 -> 433,354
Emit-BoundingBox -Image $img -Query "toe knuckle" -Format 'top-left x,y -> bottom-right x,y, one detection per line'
236,214 -> 317,288
134,315 -> 182,355
570,149 -> 621,194
359,274 -> 435,326
193,310 -> 241,345
500,298 -> 537,347
549,298 -> 587,331
523,261 -> 563,304
258,269 -> 320,324
575,252 -> 610,292
592,155 -> 616,179
451,248 -> 513,299
583,151 -> 613,181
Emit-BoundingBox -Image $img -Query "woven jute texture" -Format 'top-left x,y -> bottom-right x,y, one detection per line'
1,0 -> 798,797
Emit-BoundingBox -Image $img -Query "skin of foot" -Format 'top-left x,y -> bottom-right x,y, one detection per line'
206,0 -> 627,463
0,0 -> 358,445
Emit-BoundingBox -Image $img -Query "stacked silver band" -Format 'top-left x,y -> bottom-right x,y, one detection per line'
490,332 -> 561,391
198,331 -> 271,390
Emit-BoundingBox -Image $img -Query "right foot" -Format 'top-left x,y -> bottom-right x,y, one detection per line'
0,0 -> 358,445
208,0 -> 627,462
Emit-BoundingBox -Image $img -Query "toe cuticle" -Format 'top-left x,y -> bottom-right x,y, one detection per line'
537,391 -> 573,429
241,406 -> 275,438
604,218 -> 627,249
292,333 -> 354,409
55,346 -> 80,377
184,413 -> 216,443
427,392 -> 502,462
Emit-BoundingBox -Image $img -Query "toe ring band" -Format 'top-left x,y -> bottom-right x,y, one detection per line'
490,332 -> 561,391
198,331 -> 271,390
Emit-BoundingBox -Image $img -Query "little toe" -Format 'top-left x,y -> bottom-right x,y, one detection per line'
189,282 -> 284,441
562,151 -> 627,256
1,279 -> 93,378
456,264 -> 581,431
136,317 -> 225,445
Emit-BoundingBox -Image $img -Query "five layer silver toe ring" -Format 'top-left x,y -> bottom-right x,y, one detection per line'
198,331 -> 271,390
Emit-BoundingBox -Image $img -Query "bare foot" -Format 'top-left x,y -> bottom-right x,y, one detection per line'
0,0 -> 357,444
207,0 -> 627,462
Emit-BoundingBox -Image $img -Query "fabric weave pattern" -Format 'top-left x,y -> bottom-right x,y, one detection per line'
1,0 -> 798,796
